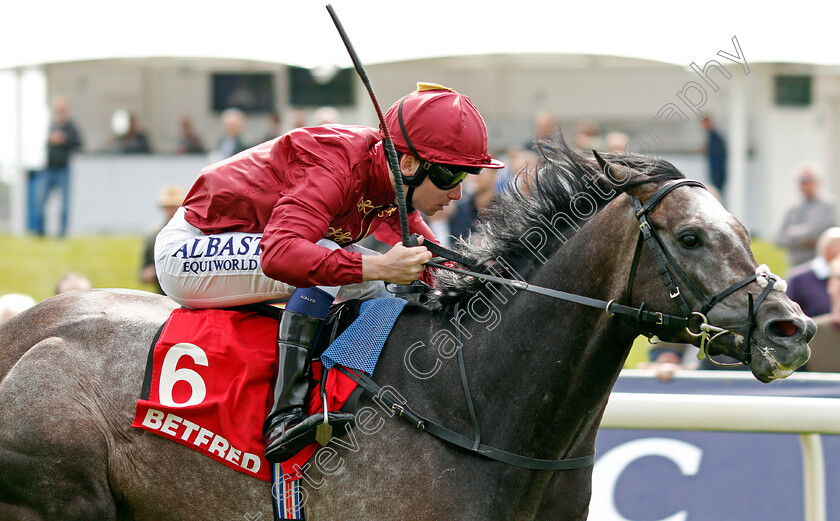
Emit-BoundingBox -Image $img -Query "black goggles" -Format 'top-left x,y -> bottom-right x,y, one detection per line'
421,161 -> 480,190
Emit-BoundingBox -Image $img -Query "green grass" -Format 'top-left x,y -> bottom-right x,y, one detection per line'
750,238 -> 790,278
0,234 -> 157,302
0,234 -> 791,365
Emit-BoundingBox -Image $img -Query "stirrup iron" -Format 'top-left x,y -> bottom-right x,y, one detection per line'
315,393 -> 333,446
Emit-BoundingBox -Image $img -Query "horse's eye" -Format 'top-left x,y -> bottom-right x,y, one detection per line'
680,234 -> 700,248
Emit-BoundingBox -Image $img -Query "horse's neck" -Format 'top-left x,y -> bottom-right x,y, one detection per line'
458,203 -> 639,458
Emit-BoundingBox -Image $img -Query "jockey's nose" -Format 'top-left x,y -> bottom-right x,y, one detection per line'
448,184 -> 462,201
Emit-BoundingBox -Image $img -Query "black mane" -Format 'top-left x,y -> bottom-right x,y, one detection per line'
431,134 -> 685,301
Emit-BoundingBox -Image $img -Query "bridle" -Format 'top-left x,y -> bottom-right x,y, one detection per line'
323,7 -> 778,473
350,175 -> 787,473
624,179 -> 784,366
425,178 -> 786,367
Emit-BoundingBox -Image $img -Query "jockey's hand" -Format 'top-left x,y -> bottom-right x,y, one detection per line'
362,237 -> 433,285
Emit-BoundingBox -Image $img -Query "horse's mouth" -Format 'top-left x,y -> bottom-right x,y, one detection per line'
702,310 -> 814,383
750,342 -> 810,383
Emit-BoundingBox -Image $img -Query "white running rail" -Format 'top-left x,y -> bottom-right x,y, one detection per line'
600,371 -> 840,521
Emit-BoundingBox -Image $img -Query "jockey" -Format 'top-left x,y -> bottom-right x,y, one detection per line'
154,83 -> 504,462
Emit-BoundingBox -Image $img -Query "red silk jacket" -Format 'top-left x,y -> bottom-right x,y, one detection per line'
182,125 -> 436,288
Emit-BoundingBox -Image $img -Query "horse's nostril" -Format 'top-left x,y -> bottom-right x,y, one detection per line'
770,320 -> 799,338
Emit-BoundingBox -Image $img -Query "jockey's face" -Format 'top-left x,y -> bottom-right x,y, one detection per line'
397,155 -> 463,216
412,175 -> 463,216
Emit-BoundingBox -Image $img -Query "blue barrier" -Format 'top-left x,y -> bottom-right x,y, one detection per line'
593,370 -> 840,521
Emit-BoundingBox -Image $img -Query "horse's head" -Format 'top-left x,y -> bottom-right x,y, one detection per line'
597,153 -> 815,382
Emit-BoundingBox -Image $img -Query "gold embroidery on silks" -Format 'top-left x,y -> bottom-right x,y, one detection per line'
326,227 -> 353,244
377,207 -> 397,218
357,198 -> 375,215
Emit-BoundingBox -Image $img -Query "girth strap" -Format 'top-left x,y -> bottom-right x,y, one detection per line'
334,365 -> 595,471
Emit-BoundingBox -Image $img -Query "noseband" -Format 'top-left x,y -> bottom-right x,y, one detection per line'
625,179 -> 784,366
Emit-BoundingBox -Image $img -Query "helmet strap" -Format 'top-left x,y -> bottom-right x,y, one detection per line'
397,98 -> 422,159
397,98 -> 428,189
405,185 -> 416,213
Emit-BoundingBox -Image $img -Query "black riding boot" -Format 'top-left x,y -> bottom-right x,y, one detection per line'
263,309 -> 354,463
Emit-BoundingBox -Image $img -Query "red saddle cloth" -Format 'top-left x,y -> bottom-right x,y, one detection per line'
132,307 -> 359,482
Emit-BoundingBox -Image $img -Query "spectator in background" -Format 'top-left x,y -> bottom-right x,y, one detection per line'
55,272 -> 92,294
215,108 -> 249,159
641,338 -> 746,381
572,118 -> 603,154
263,112 -> 283,142
494,146 -> 522,194
449,168 -> 498,243
141,185 -> 186,294
510,149 -> 540,196
523,110 -> 557,152
776,162 -> 836,266
0,293 -> 36,324
637,342 -> 695,382
112,112 -> 152,154
786,227 -> 840,317
605,131 -> 630,154
290,109 -> 308,129
808,257 -> 840,372
312,106 -> 339,125
33,95 -> 83,238
175,115 -> 206,154
701,116 -> 727,195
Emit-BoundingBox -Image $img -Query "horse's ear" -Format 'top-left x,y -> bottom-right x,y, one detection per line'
591,150 -> 641,195
592,150 -> 609,176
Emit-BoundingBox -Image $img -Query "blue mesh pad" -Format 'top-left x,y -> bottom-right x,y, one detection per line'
321,298 -> 407,375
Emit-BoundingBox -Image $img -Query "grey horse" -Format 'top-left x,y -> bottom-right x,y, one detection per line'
0,142 -> 814,520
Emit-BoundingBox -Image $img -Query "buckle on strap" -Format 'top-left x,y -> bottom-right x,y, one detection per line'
391,402 -> 424,430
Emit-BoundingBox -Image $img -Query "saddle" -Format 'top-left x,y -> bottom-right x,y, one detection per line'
131,297 -> 406,483
132,284 -> 596,520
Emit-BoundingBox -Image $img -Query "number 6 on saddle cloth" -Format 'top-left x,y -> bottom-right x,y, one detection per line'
131,297 -> 407,484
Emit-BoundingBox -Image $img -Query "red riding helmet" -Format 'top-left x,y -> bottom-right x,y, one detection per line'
384,83 -> 504,170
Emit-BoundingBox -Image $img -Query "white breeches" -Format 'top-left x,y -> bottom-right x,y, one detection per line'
154,208 -> 388,309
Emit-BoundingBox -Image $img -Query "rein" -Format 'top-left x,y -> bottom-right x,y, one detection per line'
425,178 -> 786,365
335,300 -> 595,471
338,177 -> 784,473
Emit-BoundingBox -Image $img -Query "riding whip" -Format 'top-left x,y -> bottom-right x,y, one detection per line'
325,4 -> 413,246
